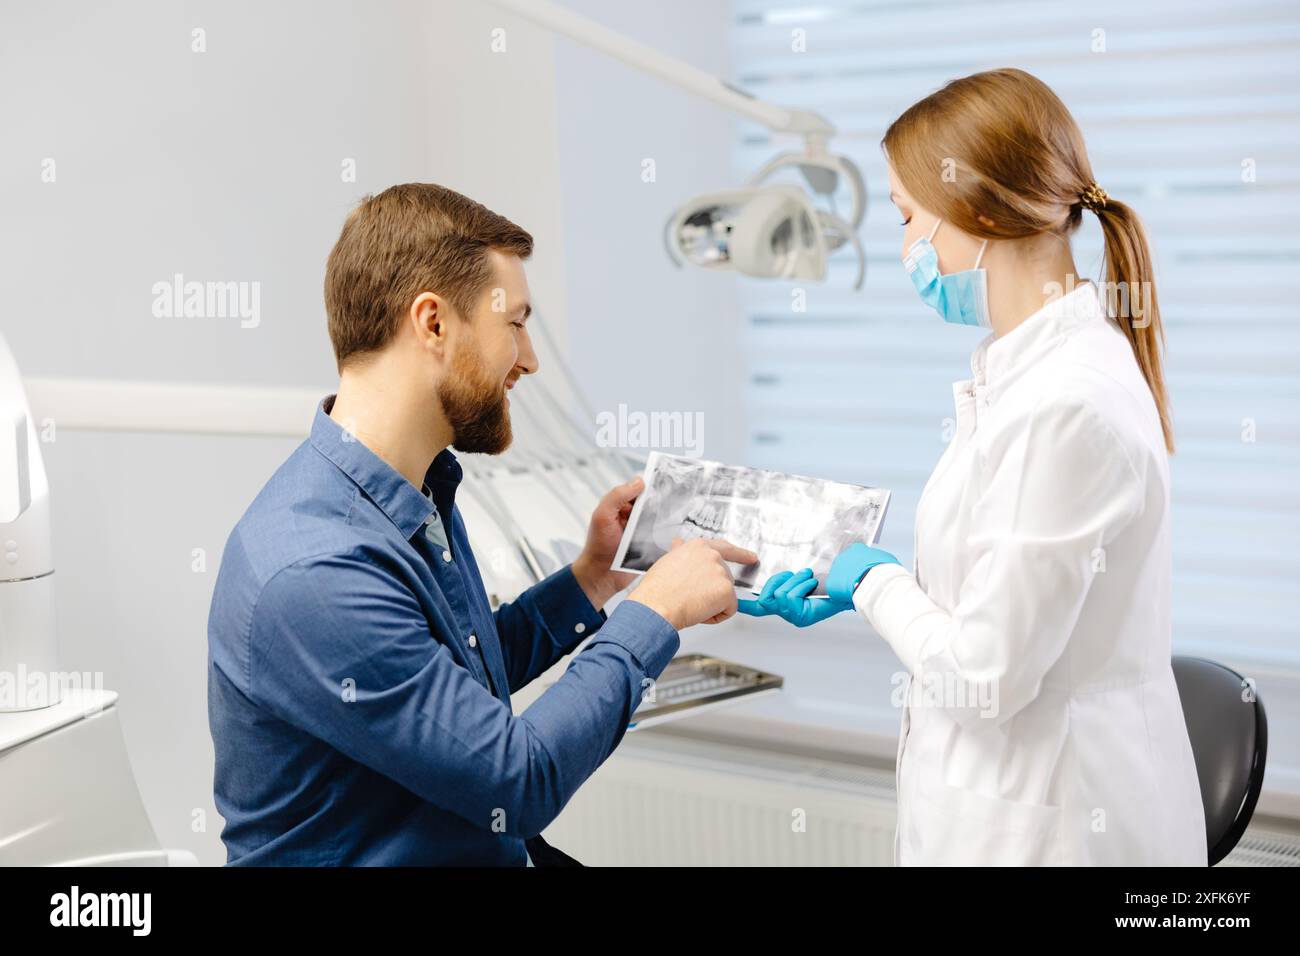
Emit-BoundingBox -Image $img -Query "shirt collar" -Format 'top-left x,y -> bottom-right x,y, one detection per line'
310,395 -> 463,539
967,279 -> 1106,401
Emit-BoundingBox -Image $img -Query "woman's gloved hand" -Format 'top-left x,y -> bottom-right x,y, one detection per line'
738,545 -> 902,627
824,543 -> 901,602
737,568 -> 851,627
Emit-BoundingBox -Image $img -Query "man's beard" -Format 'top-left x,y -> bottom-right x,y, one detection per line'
437,340 -> 513,455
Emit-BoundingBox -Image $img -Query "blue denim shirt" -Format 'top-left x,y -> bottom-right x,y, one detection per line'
207,395 -> 678,865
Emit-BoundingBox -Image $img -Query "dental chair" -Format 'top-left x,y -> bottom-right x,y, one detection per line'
1172,655 -> 1268,866
0,688 -> 196,865
0,331 -> 195,866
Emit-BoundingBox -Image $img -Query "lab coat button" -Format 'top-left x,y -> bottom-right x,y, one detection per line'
574,622 -> 586,634
442,549 -> 452,562
468,633 -> 478,648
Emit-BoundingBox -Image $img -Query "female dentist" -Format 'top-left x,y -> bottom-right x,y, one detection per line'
739,69 -> 1207,866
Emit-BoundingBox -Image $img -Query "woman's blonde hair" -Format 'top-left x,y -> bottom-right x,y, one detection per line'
883,68 -> 1173,453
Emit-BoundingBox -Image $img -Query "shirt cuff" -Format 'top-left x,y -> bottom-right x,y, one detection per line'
591,599 -> 680,679
532,564 -> 608,650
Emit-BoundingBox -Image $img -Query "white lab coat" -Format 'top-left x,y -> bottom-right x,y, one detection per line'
853,280 -> 1207,866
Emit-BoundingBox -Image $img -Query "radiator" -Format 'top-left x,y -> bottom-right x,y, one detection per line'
1221,829 -> 1300,867
543,732 -> 898,865
543,731 -> 1300,867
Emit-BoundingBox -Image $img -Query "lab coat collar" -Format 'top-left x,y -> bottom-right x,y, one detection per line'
310,395 -> 461,540
968,279 -> 1105,403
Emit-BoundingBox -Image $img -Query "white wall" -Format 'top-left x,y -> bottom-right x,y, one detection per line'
552,0 -> 745,466
1,0 -> 573,866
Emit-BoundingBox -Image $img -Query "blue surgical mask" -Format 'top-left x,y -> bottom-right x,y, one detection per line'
903,219 -> 991,329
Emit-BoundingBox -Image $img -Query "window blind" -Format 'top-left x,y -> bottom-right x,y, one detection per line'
730,0 -> 1300,671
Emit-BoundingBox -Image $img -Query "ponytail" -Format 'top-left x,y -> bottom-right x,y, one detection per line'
1089,192 -> 1175,453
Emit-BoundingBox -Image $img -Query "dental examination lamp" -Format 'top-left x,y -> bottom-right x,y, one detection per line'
488,0 -> 866,288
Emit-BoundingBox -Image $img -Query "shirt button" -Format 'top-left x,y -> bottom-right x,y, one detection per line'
468,633 -> 478,648
574,622 -> 586,634
442,549 -> 452,563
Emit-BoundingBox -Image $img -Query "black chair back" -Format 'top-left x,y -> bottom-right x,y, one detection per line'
1172,656 -> 1268,866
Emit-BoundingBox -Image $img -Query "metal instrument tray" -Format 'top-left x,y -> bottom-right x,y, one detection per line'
628,654 -> 784,730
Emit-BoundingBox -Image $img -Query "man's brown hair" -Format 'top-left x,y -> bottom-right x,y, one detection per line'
324,183 -> 533,369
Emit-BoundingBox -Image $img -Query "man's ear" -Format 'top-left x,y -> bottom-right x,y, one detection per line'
409,291 -> 447,358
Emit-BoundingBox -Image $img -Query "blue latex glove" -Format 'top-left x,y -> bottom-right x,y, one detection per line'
737,568 -> 851,627
824,543 -> 902,603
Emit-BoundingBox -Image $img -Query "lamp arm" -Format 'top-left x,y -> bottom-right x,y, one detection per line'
485,0 -> 836,138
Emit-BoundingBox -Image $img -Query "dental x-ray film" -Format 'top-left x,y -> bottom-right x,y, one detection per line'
611,452 -> 890,597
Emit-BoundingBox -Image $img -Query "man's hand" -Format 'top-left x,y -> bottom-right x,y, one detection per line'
571,475 -> 645,611
627,537 -> 760,631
